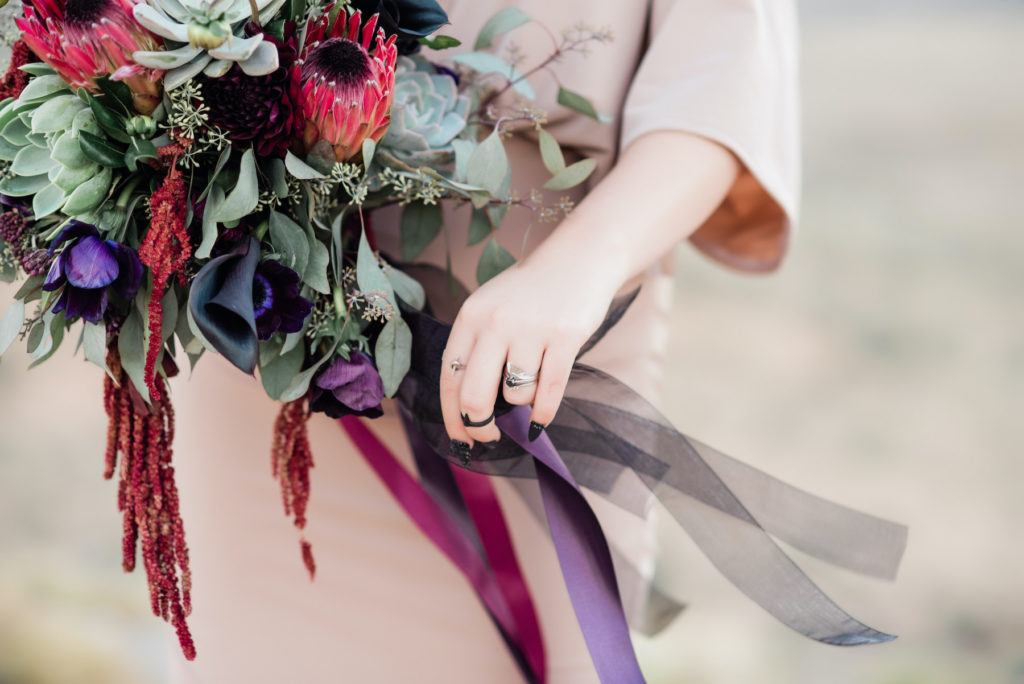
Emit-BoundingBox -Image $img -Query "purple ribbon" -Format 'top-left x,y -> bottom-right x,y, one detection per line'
340,415 -> 547,683
498,406 -> 647,683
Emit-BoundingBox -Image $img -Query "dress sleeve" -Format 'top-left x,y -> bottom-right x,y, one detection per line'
620,0 -> 801,272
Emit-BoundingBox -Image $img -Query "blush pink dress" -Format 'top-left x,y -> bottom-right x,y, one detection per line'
167,1 -> 799,682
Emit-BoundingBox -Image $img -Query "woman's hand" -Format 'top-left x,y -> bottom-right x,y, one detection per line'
439,248 -> 622,456
439,130 -> 742,458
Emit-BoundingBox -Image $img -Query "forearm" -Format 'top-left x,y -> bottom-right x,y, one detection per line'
523,130 -> 741,288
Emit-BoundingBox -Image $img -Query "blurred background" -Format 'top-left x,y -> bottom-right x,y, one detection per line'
1,0 -> 1022,682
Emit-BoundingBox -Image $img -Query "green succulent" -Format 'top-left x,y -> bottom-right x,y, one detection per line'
0,75 -> 115,220
379,56 -> 471,168
132,0 -> 288,89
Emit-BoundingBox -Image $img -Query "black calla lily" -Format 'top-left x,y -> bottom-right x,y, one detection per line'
188,237 -> 261,374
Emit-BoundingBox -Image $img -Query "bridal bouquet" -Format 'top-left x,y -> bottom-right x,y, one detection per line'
0,0 -> 610,658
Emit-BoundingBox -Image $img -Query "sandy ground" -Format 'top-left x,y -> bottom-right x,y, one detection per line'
1,2 -> 1023,683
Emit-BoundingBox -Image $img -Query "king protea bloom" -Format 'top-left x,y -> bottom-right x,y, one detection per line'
17,0 -> 164,115
299,9 -> 397,162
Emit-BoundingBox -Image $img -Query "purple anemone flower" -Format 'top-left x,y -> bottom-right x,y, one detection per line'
309,351 -> 385,419
42,221 -> 143,324
253,259 -> 313,340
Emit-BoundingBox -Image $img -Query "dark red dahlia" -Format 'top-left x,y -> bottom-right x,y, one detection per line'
199,24 -> 303,158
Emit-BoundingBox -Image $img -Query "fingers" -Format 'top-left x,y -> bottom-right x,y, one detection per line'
529,339 -> 576,440
458,332 -> 505,444
440,328 -> 475,456
501,341 -> 543,407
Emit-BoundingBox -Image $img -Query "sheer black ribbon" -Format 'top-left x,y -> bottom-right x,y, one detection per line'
390,285 -> 906,681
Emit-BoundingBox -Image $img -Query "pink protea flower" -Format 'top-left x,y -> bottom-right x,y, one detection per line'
17,0 -> 164,115
299,9 -> 398,162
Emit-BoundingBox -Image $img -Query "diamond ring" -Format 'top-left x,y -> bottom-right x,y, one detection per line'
503,362 -> 537,389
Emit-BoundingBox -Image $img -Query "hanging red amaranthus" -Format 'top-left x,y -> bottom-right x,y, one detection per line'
103,347 -> 195,660
271,397 -> 317,579
0,40 -> 36,101
138,146 -> 191,401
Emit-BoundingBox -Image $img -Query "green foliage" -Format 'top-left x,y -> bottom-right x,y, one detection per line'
356,228 -> 409,397
477,238 -> 515,285
419,35 -> 462,50
449,52 -> 537,99
214,148 -> 259,222
474,8 -> 531,49
538,128 -> 566,174
269,211 -> 310,275
543,158 -> 596,191
0,298 -> 24,357
466,129 -> 510,197
400,201 -> 443,261
557,86 -> 608,122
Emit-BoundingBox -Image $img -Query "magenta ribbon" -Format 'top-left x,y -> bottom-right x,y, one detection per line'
339,415 -> 546,683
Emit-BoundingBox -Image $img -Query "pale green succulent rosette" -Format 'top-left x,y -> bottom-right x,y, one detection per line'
0,75 -> 113,221
132,0 -> 288,89
379,55 -> 472,169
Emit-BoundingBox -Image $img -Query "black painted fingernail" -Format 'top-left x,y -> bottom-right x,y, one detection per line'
528,422 -> 545,442
450,439 -> 472,466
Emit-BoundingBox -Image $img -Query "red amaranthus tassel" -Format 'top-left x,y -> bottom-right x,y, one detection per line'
104,347 -> 195,660
138,148 -> 191,401
271,397 -> 317,579
0,40 -> 36,101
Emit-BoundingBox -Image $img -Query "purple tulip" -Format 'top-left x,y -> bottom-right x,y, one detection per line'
310,351 -> 385,419
252,259 -> 313,340
42,221 -> 143,324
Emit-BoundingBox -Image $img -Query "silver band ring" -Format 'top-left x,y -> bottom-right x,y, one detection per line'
450,358 -> 465,376
503,362 -> 537,390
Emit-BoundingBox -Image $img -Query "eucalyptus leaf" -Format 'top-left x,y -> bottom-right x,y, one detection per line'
542,158 -> 597,191
467,207 -> 491,246
195,183 -> 225,259
269,211 -> 309,274
361,138 -> 376,170
419,35 -> 462,50
284,150 -> 326,179
198,144 -> 232,201
29,310 -> 65,366
466,129 -> 509,197
355,226 -> 396,305
449,52 -> 536,99
118,304 -> 150,401
159,286 -> 178,342
451,138 -> 474,182
0,298 -> 25,357
260,342 -> 304,400
477,237 -> 515,285
303,235 -> 330,294
386,267 -> 425,310
474,7 -> 532,49
266,156 -> 288,198
82,320 -> 110,373
538,127 -> 566,174
375,315 -> 412,398
214,148 -> 259,222
557,86 -> 604,121
399,201 -> 443,261
279,338 -> 338,402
